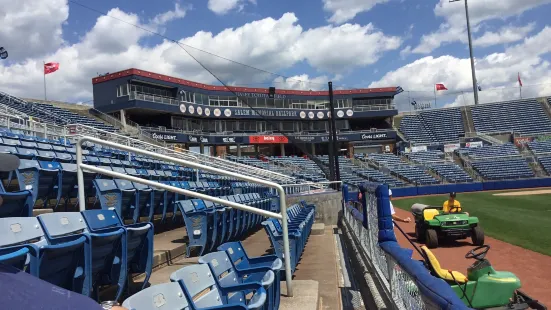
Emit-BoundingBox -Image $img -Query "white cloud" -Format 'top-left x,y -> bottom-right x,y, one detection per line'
322,0 -> 389,24
413,0 -> 551,53
151,3 -> 189,26
0,0 -> 69,61
473,23 -> 536,47
295,23 -> 401,73
207,0 -> 256,15
371,26 -> 551,111
0,7 -> 401,102
273,74 -> 331,91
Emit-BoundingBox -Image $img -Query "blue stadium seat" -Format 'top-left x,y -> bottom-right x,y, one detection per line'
198,251 -> 276,310
218,241 -> 283,310
0,216 -> 89,296
122,282 -> 192,310
82,209 -> 153,298
170,264 -> 267,310
16,159 -> 60,207
93,179 -> 136,222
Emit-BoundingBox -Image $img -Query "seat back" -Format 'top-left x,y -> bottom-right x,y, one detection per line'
122,282 -> 190,310
37,212 -> 88,242
198,251 -> 240,288
0,217 -> 45,247
171,264 -> 223,308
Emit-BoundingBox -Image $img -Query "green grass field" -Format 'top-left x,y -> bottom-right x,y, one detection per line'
392,191 -> 551,256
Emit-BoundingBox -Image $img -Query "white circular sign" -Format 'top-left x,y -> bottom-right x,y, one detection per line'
214,109 -> 221,117
300,111 -> 306,119
317,111 -> 324,119
346,109 -> 354,117
205,108 -> 211,116
197,106 -> 203,115
308,111 -> 314,119
337,110 -> 345,118
224,109 -> 232,117
179,104 -> 186,113
188,105 -> 195,114
327,111 -> 331,118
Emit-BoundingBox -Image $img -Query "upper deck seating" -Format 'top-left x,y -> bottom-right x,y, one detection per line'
400,108 -> 464,143
538,156 -> 551,174
471,99 -> 551,134
388,165 -> 440,185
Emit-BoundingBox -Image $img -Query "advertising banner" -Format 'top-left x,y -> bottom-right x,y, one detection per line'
465,141 -> 483,148
514,137 -> 534,147
444,143 -> 461,152
249,135 -> 289,144
410,145 -> 427,153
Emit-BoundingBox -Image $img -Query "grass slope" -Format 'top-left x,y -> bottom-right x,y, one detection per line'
392,192 -> 551,256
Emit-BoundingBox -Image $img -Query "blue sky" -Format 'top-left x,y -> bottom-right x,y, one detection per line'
1,0 -> 551,110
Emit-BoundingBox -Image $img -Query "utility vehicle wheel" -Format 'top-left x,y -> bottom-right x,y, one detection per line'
471,225 -> 485,246
425,229 -> 438,248
415,223 -> 426,242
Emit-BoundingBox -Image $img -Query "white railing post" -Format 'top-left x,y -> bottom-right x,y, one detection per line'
75,136 -> 295,297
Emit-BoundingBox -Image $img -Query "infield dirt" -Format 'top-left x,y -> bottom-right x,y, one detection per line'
493,189 -> 551,196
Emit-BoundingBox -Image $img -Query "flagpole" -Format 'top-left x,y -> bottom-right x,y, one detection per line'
434,84 -> 437,107
43,61 -> 47,101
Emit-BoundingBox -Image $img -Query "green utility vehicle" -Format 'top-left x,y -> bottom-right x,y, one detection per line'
420,245 -> 546,309
411,203 -> 484,248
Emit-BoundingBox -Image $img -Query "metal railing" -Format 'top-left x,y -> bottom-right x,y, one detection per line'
76,136 -> 295,296
66,124 -> 298,184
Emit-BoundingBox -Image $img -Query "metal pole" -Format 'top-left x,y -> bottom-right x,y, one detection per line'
43,61 -> 47,101
328,82 -> 341,189
76,136 -> 294,296
464,0 -> 479,105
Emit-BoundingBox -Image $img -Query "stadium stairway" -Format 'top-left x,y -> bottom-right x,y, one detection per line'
461,106 -> 475,133
128,223 -> 339,310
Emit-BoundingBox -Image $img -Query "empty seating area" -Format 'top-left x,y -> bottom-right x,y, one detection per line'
471,99 -> 551,134
528,140 -> 551,154
399,108 -> 464,143
458,143 -> 519,158
0,92 -> 116,132
427,163 -> 473,183
471,158 -> 534,180
269,156 -> 328,182
406,150 -> 444,163
538,156 -> 551,174
366,153 -> 403,166
124,201 -> 315,310
388,165 -> 440,185
356,168 -> 405,187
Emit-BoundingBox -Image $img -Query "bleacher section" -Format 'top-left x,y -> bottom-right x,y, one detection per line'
458,143 -> 519,158
427,163 -> 473,183
471,158 -> 534,180
528,140 -> 551,154
269,156 -> 328,183
471,99 -> 551,134
399,108 -> 464,143
0,92 -> 116,132
406,150 -> 444,163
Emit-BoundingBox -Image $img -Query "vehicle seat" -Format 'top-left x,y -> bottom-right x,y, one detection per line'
423,209 -> 440,221
420,246 -> 468,283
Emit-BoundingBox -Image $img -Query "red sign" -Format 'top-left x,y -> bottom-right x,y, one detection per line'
514,137 -> 533,147
249,135 -> 289,144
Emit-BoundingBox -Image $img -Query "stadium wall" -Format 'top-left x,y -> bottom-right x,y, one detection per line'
390,178 -> 551,197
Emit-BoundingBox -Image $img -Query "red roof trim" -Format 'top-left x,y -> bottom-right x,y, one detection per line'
92,68 -> 397,96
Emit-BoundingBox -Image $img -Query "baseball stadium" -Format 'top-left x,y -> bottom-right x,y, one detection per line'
2,3 -> 551,310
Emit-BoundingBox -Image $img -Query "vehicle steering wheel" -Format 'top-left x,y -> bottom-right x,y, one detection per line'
465,245 -> 490,261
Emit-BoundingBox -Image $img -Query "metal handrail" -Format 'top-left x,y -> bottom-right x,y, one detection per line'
76,136 -> 295,296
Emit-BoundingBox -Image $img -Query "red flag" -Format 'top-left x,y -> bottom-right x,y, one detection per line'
435,83 -> 448,91
44,62 -> 59,75
518,72 -> 523,87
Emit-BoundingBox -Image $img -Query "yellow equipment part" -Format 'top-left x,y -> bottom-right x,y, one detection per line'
421,246 -> 468,283
423,209 -> 440,221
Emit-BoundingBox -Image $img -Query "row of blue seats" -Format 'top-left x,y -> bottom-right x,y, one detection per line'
0,210 -> 153,302
178,193 -> 275,257
123,241 -> 283,310
262,201 -> 315,275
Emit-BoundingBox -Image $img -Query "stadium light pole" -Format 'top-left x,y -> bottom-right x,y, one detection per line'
450,0 -> 479,105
